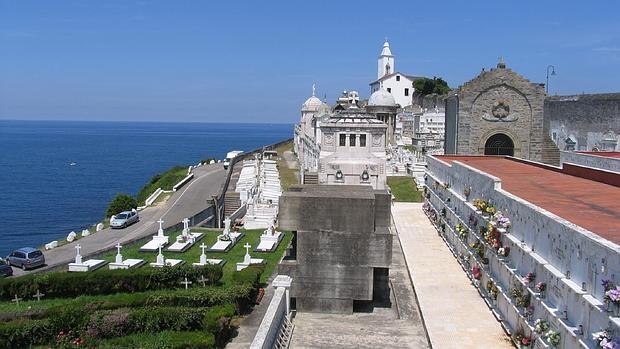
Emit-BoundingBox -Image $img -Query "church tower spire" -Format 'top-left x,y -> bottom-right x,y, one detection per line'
377,39 -> 395,79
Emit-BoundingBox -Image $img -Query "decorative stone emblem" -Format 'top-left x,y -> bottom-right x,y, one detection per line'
492,99 -> 510,119
324,133 -> 334,145
372,134 -> 382,146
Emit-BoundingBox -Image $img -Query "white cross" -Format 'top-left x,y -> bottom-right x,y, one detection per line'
115,243 -> 122,255
197,276 -> 209,287
157,218 -> 164,227
75,244 -> 81,255
33,290 -> 45,302
200,243 -> 207,255
158,245 -> 163,255
180,277 -> 192,289
183,217 -> 190,227
12,294 -> 22,306
244,243 -> 251,255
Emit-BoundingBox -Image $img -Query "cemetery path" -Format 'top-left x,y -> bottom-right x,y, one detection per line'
13,163 -> 226,276
392,202 -> 513,349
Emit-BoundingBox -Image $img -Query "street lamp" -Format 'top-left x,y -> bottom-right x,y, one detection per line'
546,65 -> 556,94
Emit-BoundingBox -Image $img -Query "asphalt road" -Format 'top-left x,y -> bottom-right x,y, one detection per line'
12,163 -> 227,276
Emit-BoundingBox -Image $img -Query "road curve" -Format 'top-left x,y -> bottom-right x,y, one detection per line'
12,163 -> 226,276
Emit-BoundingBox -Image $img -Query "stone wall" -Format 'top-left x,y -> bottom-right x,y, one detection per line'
545,93 -> 620,151
424,156 -> 620,349
277,185 -> 392,314
560,151 -> 620,173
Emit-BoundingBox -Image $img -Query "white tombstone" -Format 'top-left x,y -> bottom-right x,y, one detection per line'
74,244 -> 82,264
81,229 -> 90,237
96,223 -> 104,232
67,231 -> 77,242
157,218 -> 165,237
156,245 -> 165,265
199,243 -> 207,265
243,243 -> 251,264
115,243 -> 123,264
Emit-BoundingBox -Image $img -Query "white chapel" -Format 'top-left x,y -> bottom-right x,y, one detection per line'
369,40 -> 423,108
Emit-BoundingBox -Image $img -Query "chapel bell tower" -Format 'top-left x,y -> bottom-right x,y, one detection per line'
377,39 -> 395,79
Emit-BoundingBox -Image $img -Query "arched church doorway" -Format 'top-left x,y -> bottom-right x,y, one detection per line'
484,133 -> 514,156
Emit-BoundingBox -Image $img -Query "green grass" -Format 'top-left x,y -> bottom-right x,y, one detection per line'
275,141 -> 299,191
387,176 -> 423,202
136,166 -> 189,205
97,228 -> 291,286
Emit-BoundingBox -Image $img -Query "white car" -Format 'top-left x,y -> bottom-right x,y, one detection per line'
110,210 -> 139,229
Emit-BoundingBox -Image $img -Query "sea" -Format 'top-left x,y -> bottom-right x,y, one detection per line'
0,120 -> 293,257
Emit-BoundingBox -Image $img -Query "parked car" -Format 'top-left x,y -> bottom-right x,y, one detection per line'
0,258 -> 13,277
6,247 -> 45,270
110,210 -> 139,229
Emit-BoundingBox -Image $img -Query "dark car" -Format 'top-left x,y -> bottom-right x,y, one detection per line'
0,258 -> 12,277
6,247 -> 45,270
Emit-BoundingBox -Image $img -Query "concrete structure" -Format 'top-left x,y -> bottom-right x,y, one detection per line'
545,93 -> 620,152
444,59 -> 549,163
250,275 -> 293,349
560,151 -> 620,173
424,155 -> 620,349
413,108 -> 445,156
318,113 -> 388,189
369,40 -> 422,107
277,185 -> 392,314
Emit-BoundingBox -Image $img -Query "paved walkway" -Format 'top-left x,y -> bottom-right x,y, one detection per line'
14,163 -> 226,276
287,231 -> 429,349
392,202 -> 512,349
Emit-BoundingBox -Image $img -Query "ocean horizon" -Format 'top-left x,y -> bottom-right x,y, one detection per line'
0,120 -> 293,256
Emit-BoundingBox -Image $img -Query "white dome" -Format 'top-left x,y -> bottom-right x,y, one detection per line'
368,88 -> 397,107
302,95 -> 323,111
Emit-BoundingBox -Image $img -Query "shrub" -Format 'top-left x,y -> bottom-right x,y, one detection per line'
0,265 -> 223,300
106,193 -> 137,218
0,318 -> 51,348
203,303 -> 236,347
232,264 -> 264,286
127,307 -> 208,334
85,308 -> 130,339
89,331 -> 215,349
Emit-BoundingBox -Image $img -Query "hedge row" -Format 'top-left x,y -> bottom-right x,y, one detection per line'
89,330 -> 216,349
0,304 -> 235,348
0,264 -> 223,300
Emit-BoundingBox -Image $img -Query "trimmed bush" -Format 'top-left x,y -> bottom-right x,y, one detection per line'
89,331 -> 216,349
203,303 -> 236,347
0,318 -> 51,348
0,265 -> 223,300
232,264 -> 264,285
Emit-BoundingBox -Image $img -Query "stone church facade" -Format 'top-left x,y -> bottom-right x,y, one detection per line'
445,60 -> 547,162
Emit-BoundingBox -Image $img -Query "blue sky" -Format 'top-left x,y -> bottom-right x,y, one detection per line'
1,0 -> 619,123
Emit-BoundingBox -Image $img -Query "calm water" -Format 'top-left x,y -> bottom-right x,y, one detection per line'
0,120 -> 292,256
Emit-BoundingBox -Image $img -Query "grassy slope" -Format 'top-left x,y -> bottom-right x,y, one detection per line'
274,141 -> 299,191
387,176 -> 423,202
136,166 -> 188,204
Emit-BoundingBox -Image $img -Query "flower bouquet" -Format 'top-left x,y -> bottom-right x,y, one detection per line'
511,286 -> 524,300
545,330 -> 561,347
472,264 -> 482,280
498,246 -> 510,257
523,272 -> 536,284
534,319 -> 549,334
592,330 -> 614,348
516,293 -> 531,308
535,282 -> 546,298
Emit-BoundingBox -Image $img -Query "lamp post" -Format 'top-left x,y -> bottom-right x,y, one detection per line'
546,65 -> 556,94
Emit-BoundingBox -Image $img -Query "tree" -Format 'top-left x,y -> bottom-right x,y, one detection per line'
413,77 -> 451,95
106,193 -> 138,218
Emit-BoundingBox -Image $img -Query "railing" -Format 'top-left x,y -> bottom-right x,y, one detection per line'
250,275 -> 293,349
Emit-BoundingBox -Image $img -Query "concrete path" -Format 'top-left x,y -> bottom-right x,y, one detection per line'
13,163 -> 226,276
392,203 -> 512,349
287,231 -> 429,349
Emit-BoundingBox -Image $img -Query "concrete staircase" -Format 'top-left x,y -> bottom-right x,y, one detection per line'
303,172 -> 318,185
224,192 -> 241,217
541,133 -> 561,166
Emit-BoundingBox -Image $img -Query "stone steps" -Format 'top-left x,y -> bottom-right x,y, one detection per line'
304,172 -> 319,184
541,133 -> 561,166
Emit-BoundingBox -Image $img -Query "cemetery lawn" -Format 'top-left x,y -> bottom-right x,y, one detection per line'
275,141 -> 299,191
136,165 -> 189,204
387,176 -> 423,202
97,227 -> 292,286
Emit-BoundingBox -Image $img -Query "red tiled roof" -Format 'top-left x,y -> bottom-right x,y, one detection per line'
437,156 -> 620,245
577,151 -> 620,159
